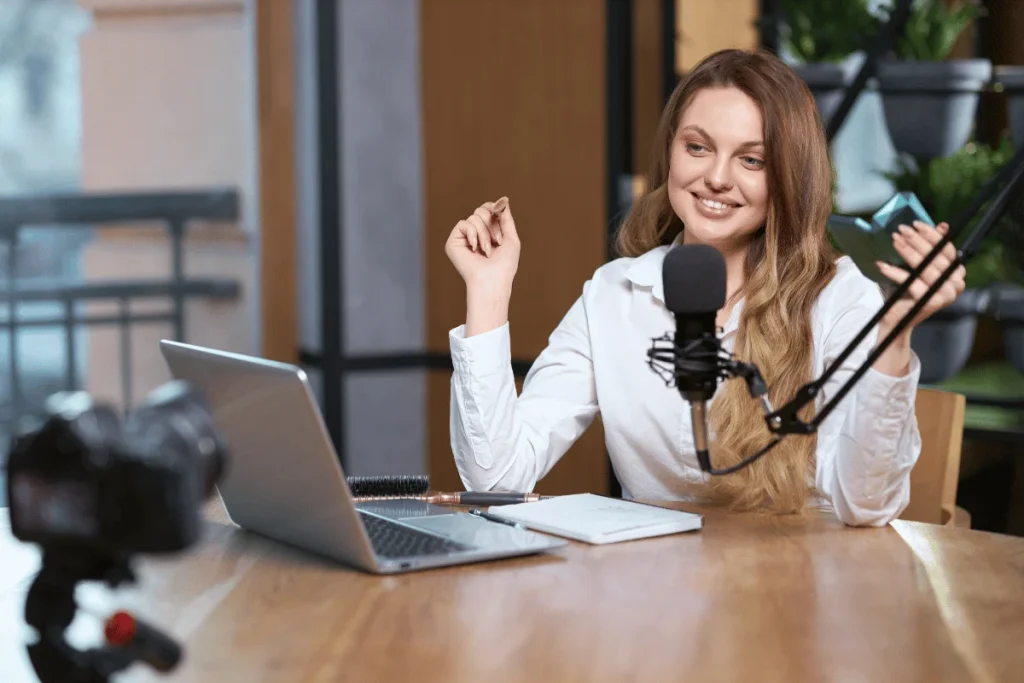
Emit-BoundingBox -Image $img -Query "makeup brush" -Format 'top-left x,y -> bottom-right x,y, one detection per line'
346,475 -> 430,498
345,475 -> 548,506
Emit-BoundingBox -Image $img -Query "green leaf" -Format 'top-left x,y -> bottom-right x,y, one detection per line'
776,0 -> 880,63
889,0 -> 983,62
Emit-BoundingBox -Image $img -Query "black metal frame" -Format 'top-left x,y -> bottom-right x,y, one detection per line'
662,0 -> 677,105
315,0 -> 344,460
604,0 -> 634,497
758,0 -> 780,55
606,0 -> 633,263
0,189 -> 241,430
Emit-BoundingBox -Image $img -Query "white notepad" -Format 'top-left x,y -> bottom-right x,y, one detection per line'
486,493 -> 703,544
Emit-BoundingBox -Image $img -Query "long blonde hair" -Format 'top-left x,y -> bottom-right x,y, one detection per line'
616,49 -> 837,513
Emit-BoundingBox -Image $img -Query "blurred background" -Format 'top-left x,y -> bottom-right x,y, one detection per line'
0,0 -> 1020,534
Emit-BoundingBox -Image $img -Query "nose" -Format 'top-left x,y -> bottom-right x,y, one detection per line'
704,157 -> 734,193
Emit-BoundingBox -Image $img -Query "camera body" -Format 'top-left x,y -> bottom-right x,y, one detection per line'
6,380 -> 226,556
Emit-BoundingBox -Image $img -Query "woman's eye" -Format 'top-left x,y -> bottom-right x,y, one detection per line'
743,156 -> 764,169
686,143 -> 707,154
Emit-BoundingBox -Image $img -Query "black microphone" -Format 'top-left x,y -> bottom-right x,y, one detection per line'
661,244 -> 727,472
647,244 -> 773,474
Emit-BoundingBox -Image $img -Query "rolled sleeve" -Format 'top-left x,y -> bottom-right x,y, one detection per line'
814,262 -> 924,527
829,352 -> 922,526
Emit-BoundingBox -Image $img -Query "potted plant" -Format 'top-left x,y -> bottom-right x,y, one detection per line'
883,135 -> 1015,383
772,0 -> 879,124
994,65 -> 1024,148
877,0 -> 990,163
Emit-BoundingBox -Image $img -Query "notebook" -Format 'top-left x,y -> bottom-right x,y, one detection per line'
486,493 -> 703,545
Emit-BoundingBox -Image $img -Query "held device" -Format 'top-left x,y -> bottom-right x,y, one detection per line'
5,381 -> 227,683
826,191 -> 934,285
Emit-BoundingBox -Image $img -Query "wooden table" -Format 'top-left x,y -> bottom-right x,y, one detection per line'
3,500 -> 1024,683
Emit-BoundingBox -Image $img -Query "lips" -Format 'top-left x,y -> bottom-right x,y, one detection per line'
691,192 -> 740,219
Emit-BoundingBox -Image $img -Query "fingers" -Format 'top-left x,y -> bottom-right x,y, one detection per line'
876,261 -> 930,302
876,258 -> 966,316
877,219 -> 968,330
466,214 -> 493,256
473,206 -> 503,246
451,198 -> 516,259
892,223 -> 953,284
488,196 -> 518,239
952,264 -> 967,294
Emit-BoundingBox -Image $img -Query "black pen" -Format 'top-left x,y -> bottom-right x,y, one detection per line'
468,508 -> 527,530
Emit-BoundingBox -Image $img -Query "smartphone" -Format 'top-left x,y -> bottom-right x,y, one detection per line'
827,192 -> 933,285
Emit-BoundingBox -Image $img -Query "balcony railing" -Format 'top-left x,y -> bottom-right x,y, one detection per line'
0,188 -> 242,436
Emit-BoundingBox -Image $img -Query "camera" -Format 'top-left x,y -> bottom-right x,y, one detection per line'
4,380 -> 228,683
7,380 -> 226,554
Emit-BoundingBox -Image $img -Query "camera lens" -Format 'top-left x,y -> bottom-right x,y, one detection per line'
122,381 -> 226,497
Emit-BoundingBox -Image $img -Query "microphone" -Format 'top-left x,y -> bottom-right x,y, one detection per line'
647,244 -> 775,475
664,244 -> 726,472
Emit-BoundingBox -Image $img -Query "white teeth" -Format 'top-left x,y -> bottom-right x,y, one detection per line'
701,198 -> 731,210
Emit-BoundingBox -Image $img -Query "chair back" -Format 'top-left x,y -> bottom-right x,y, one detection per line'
901,388 -> 966,525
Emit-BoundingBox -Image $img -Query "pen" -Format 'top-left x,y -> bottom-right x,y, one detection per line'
352,491 -> 549,506
468,508 -> 526,530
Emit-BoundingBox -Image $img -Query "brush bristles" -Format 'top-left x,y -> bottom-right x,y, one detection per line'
346,475 -> 430,498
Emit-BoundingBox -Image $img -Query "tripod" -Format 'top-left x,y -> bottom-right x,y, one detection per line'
24,548 -> 182,683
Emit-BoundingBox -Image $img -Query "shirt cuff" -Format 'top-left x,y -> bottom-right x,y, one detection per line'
449,323 -> 512,378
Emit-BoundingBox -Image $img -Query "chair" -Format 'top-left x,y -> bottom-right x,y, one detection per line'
900,388 -> 968,527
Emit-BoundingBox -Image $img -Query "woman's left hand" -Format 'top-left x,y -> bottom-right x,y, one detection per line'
875,220 -> 967,340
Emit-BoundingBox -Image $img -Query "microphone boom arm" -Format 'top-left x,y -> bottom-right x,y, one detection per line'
767,143 -> 1024,437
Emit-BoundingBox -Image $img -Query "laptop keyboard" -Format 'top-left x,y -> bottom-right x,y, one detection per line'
358,512 -> 471,559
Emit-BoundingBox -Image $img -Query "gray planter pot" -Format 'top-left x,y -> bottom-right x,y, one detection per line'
793,61 -> 859,127
994,65 -> 1024,149
877,59 -> 993,162
990,283 -> 1024,375
910,287 -> 988,384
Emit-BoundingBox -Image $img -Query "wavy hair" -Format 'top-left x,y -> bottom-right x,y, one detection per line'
616,49 -> 837,513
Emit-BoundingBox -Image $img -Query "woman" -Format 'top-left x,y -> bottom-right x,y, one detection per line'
442,49 -> 966,526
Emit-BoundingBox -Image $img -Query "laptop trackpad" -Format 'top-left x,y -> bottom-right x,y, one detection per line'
406,515 -> 491,537
407,514 -> 559,551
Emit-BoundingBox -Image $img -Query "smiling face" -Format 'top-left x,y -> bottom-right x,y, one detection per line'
668,86 -> 769,255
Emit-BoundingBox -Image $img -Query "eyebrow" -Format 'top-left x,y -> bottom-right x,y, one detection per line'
682,124 -> 764,151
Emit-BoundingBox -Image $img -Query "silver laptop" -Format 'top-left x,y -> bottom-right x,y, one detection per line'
158,340 -> 566,573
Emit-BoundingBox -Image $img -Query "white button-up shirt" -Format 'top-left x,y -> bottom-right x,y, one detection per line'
448,247 -> 922,526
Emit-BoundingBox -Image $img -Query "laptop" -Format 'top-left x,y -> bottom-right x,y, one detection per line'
158,340 -> 566,573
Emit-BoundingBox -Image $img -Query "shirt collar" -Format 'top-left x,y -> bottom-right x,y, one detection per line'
624,245 -> 672,304
624,233 -> 684,303
625,237 -> 742,337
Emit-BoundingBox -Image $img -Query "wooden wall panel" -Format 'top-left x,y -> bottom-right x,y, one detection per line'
421,0 -> 609,495
632,0 -> 665,176
676,0 -> 759,74
977,0 -> 1024,146
255,0 -> 298,364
